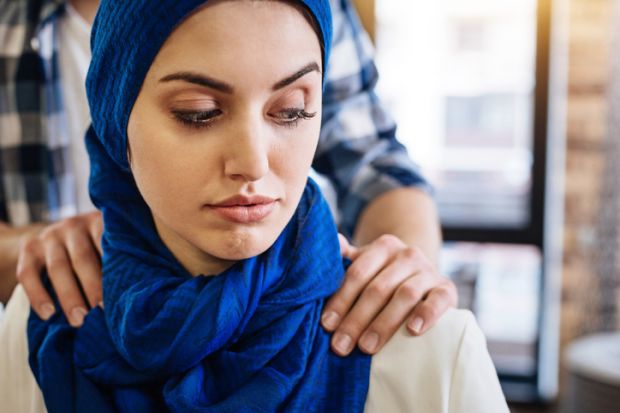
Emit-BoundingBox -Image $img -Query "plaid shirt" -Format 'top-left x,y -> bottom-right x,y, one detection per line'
0,0 -> 429,237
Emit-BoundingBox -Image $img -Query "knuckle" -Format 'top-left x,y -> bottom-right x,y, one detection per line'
376,234 -> 398,249
39,226 -> 60,243
71,244 -> 94,263
345,267 -> 367,284
441,283 -> 459,306
366,281 -> 390,300
397,283 -> 422,303
398,247 -> 418,262
19,235 -> 38,254
49,216 -> 84,236
432,286 -> 450,302
86,211 -> 102,227
62,216 -> 83,231
325,292 -> 355,318
47,257 -> 69,275
420,302 -> 438,320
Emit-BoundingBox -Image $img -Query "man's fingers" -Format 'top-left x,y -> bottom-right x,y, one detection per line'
330,253 -> 422,355
321,236 -> 399,332
43,237 -> 88,327
88,211 -> 104,257
407,283 -> 457,336
66,227 -> 103,308
338,233 -> 350,256
16,238 -> 56,320
326,233 -> 457,357
355,270 -> 437,354
16,212 -> 105,325
338,233 -> 359,260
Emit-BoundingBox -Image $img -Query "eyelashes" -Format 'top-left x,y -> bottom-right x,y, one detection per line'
274,108 -> 317,129
171,107 -> 316,130
171,109 -> 222,129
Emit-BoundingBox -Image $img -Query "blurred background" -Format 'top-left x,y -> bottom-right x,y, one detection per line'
352,0 -> 620,411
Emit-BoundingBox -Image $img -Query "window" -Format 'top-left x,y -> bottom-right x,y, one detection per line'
376,0 -> 554,402
376,0 -> 537,232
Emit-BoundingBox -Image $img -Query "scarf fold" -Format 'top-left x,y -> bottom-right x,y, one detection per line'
28,129 -> 371,412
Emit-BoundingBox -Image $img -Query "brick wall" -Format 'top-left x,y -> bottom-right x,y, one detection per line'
561,0 -> 614,351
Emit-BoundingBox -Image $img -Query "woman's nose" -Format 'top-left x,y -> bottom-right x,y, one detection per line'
224,118 -> 270,182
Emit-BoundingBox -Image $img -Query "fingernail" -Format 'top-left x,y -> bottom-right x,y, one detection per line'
98,301 -> 104,310
321,311 -> 340,330
71,307 -> 88,326
360,331 -> 379,353
409,317 -> 424,334
39,303 -> 55,320
333,333 -> 352,355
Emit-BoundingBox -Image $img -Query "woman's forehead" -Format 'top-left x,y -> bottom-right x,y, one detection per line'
147,0 -> 323,88
162,0 -> 321,52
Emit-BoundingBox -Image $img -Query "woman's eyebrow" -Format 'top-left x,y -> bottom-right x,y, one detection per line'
159,72 -> 234,93
158,62 -> 320,93
272,62 -> 321,91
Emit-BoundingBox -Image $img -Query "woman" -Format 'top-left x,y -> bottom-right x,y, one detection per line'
21,0 -> 507,411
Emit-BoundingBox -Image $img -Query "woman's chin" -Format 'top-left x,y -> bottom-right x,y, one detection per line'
207,232 -> 278,262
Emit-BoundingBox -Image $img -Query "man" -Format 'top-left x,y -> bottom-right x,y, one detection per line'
0,0 -> 456,359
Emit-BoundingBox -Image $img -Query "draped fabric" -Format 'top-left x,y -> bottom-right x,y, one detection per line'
28,2 -> 370,412
28,171 -> 371,412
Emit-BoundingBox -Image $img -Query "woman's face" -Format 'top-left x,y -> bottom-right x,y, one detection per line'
127,0 -> 323,275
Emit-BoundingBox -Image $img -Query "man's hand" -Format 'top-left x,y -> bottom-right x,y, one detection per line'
322,233 -> 457,356
17,211 -> 103,327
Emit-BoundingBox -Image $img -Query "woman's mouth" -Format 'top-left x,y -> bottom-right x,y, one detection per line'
207,195 -> 278,223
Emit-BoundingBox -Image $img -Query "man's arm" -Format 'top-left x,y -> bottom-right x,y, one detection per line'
317,0 -> 457,356
354,187 -> 441,263
354,188 -> 456,336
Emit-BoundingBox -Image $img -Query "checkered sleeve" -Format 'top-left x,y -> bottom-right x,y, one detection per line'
314,0 -> 432,237
0,0 -> 73,226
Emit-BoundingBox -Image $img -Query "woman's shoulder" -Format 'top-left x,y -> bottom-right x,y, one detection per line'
364,309 -> 509,413
366,308 -> 475,399
371,308 -> 477,375
387,308 -> 477,353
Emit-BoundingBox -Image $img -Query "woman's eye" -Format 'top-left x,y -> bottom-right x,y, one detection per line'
172,109 -> 222,129
274,108 -> 317,128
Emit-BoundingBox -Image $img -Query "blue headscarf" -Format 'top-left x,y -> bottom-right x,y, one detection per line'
28,1 -> 371,412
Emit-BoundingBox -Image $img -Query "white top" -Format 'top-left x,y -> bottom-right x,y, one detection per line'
0,285 -> 508,412
57,3 -> 95,213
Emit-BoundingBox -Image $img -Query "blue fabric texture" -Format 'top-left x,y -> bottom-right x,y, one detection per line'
28,0 -> 371,412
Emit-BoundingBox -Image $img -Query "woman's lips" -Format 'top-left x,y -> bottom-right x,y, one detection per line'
207,195 -> 278,224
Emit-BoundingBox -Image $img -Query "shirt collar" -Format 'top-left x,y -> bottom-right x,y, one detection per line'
35,0 -> 69,35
